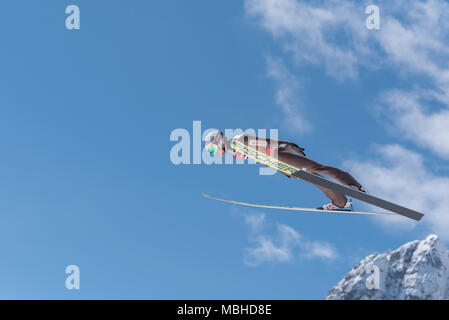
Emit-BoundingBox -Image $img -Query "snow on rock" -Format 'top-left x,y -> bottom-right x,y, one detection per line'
326,234 -> 449,300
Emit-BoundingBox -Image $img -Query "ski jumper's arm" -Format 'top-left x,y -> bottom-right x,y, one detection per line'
233,133 -> 305,157
268,139 -> 305,157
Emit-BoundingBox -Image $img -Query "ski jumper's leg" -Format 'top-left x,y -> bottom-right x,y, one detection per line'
309,162 -> 362,189
277,151 -> 359,208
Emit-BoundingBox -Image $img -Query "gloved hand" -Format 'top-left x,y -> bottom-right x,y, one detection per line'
279,142 -> 305,156
277,140 -> 306,157
290,143 -> 306,157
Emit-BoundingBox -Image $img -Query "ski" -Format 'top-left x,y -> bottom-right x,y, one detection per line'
293,170 -> 424,221
201,193 -> 396,216
230,139 -> 425,221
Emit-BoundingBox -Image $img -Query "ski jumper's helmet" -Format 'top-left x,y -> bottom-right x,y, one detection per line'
205,130 -> 225,156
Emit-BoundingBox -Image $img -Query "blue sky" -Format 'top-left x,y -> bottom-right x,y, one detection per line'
1,0 -> 449,299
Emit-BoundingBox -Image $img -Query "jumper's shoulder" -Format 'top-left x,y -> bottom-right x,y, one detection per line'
232,133 -> 255,140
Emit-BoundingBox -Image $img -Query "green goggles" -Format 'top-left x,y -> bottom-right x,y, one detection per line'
209,144 -> 219,155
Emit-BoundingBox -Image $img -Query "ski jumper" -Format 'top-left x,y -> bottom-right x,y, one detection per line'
232,133 -> 362,208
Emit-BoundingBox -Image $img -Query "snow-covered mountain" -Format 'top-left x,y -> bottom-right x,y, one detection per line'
326,234 -> 449,300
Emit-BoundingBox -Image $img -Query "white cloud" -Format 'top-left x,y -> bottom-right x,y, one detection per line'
245,234 -> 296,266
344,144 -> 449,240
245,0 -> 370,80
377,90 -> 449,159
245,0 -> 449,239
266,57 -> 311,134
373,0 -> 449,159
376,0 -> 449,85
246,0 -> 449,82
243,213 -> 338,266
246,0 -> 449,159
302,241 -> 339,261
277,224 -> 301,245
244,212 -> 266,231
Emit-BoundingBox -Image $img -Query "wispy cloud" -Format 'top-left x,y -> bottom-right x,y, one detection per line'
243,213 -> 338,266
302,241 -> 339,261
244,212 -> 266,231
245,0 -> 449,240
376,0 -> 449,85
265,57 -> 311,134
376,89 -> 449,160
246,0 -> 449,83
247,0 -> 449,160
373,0 -> 449,159
246,0 -> 370,80
345,144 -> 449,240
